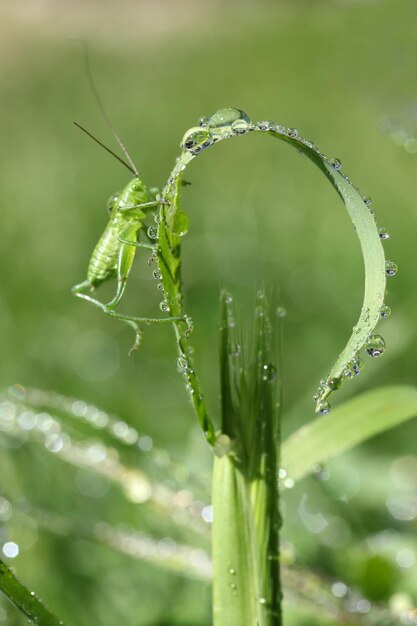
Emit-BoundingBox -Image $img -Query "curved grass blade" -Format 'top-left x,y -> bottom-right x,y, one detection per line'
158,111 -> 388,421
281,385 -> 417,483
0,556 -> 64,626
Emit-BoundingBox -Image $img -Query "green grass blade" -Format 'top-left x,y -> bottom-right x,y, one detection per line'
212,454 -> 258,626
281,385 -> 417,483
269,132 -> 387,412
213,291 -> 282,626
159,113 -> 389,421
0,557 -> 64,626
157,176 -> 217,445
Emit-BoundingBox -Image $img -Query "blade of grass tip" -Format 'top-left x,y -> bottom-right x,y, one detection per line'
0,556 -> 65,626
161,110 -> 390,422
281,385 -> 417,483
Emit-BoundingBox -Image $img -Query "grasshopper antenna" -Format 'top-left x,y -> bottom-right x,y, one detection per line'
76,39 -> 141,178
74,122 -> 136,175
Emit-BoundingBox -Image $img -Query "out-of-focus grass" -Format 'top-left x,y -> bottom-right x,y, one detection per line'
1,1 -> 417,624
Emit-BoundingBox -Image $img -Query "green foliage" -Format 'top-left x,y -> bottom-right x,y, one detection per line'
212,291 -> 281,626
0,557 -> 63,626
2,3 -> 416,625
282,385 -> 417,483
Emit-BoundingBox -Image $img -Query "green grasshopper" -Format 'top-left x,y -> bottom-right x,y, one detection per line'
71,123 -> 185,349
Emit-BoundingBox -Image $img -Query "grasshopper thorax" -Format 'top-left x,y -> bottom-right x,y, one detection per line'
108,177 -> 155,220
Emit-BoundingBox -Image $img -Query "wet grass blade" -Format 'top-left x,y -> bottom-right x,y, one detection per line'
157,175 -> 217,445
281,385 -> 417,483
158,112 -> 389,422
212,291 -> 282,626
0,556 -> 65,626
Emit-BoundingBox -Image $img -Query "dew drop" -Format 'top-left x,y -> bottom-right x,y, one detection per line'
276,306 -> 287,318
231,118 -> 250,134
262,363 -> 276,383
159,301 -> 170,312
181,127 -> 213,155
173,210 -> 190,237
229,343 -> 241,357
176,355 -> 187,372
378,227 -> 390,240
364,196 -> 372,206
228,568 -> 236,575
257,120 -> 272,131
318,400 -> 331,415
351,357 -> 365,376
380,304 -> 391,319
199,116 -> 209,127
153,269 -> 162,280
330,158 -> 342,170
184,316 -> 194,338
327,377 -> 341,391
385,260 -> 397,277
207,108 -> 251,129
147,226 -> 158,240
365,334 -> 385,358
287,128 -> 298,138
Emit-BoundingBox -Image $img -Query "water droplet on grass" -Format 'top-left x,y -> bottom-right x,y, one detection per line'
328,377 -> 341,391
318,400 -> 331,415
364,196 -> 372,206
330,158 -> 342,170
231,118 -> 250,134
160,301 -> 170,312
365,335 -> 385,358
181,127 -> 213,155
287,128 -> 298,138
207,108 -> 250,129
262,363 -> 276,383
378,227 -> 390,240
257,120 -> 272,130
147,226 -> 158,239
380,304 -> 391,319
385,260 -> 397,276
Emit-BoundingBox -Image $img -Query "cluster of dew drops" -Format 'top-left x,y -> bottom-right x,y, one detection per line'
154,106 -> 398,412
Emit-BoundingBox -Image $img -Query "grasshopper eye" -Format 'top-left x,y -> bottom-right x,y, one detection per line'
106,193 -> 119,214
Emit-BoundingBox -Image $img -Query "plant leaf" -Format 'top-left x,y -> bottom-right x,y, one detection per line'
159,113 -> 387,423
281,385 -> 417,483
0,556 -> 65,626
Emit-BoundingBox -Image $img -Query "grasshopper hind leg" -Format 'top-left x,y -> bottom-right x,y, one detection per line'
72,289 -> 187,355
71,279 -> 93,296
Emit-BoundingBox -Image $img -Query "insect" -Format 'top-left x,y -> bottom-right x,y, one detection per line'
71,135 -> 162,310
71,50 -> 186,348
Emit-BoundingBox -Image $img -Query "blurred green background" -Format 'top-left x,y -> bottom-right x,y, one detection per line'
1,0 -> 417,624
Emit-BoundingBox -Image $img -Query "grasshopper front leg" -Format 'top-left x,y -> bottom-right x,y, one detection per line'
73,289 -> 187,354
